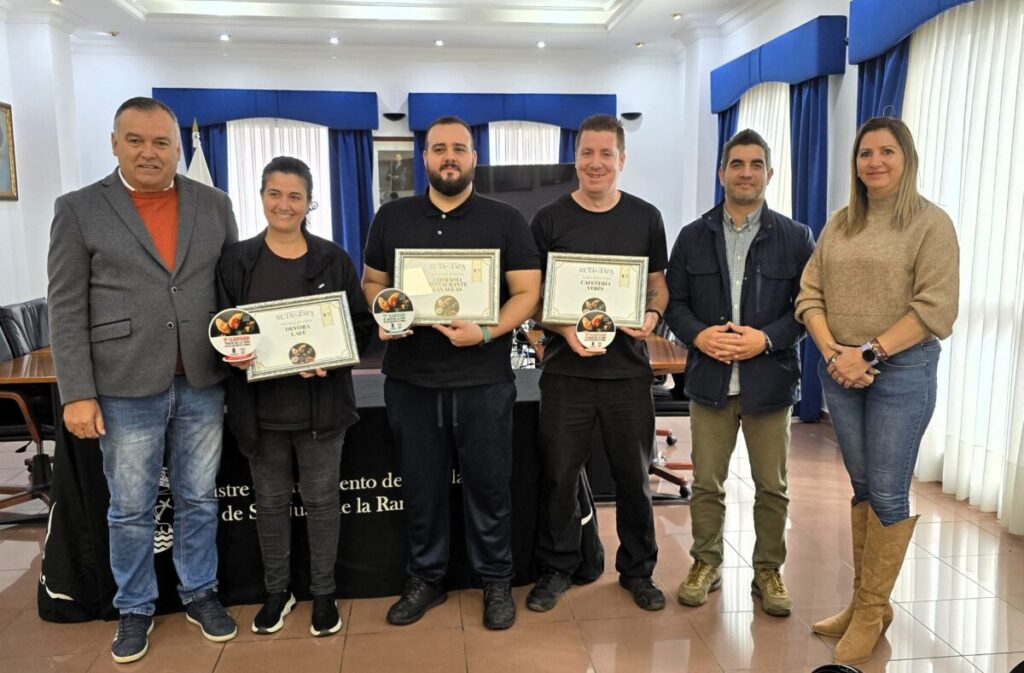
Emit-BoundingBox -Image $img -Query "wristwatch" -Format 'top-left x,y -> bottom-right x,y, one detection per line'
860,339 -> 887,366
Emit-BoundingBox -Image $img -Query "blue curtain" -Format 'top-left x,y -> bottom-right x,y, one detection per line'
559,129 -> 577,164
180,124 -> 228,192
412,131 -> 427,195
714,104 -> 739,203
856,38 -> 911,125
789,76 -> 829,422
471,125 -> 490,166
328,130 -> 375,271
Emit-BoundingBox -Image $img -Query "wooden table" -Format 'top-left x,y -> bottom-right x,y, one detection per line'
0,347 -> 55,384
0,347 -> 56,523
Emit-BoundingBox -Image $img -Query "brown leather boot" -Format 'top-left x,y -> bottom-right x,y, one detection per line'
812,501 -> 893,637
834,508 -> 918,664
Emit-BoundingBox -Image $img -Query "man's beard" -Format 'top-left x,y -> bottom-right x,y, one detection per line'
428,163 -> 475,197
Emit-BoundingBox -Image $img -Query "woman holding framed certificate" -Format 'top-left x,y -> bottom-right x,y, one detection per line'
217,157 -> 373,638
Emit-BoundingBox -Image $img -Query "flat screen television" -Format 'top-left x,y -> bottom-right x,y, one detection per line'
473,163 -> 577,222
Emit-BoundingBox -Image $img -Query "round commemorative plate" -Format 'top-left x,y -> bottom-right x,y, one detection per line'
372,288 -> 415,335
209,308 -> 261,361
575,310 -> 616,351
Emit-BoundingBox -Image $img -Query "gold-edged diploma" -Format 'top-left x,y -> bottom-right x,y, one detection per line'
542,252 -> 649,328
238,292 -> 360,382
394,248 -> 500,325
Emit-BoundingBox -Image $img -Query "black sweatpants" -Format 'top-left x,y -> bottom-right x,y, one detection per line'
384,377 -> 516,584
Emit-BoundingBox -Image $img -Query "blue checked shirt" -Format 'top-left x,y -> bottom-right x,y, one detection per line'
722,205 -> 762,395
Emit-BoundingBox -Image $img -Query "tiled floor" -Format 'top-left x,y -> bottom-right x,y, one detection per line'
1,417 -> 1023,672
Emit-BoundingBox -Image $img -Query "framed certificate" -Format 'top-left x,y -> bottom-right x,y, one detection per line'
542,252 -> 649,328
238,292 -> 360,382
394,249 -> 501,325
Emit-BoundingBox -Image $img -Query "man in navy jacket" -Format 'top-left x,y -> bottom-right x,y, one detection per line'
665,129 -> 814,616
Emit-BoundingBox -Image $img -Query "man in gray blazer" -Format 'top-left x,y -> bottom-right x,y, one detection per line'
47,97 -> 239,664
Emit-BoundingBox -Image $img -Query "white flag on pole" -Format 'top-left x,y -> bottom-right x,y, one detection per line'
186,119 -> 214,187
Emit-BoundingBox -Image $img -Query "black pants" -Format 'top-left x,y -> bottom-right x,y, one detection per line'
384,378 -> 516,584
537,373 -> 657,578
249,429 -> 345,595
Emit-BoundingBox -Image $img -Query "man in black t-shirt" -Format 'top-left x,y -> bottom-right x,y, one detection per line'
362,116 -> 541,630
527,114 -> 669,613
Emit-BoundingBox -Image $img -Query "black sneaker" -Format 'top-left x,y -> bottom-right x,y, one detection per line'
111,613 -> 153,664
252,591 -> 296,634
385,576 -> 447,626
619,576 -> 666,611
310,594 -> 342,637
526,570 -> 571,612
185,590 -> 238,642
482,582 -> 516,630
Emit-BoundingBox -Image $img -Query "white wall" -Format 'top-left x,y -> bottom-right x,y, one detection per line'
69,43 -> 686,231
0,13 -> 79,306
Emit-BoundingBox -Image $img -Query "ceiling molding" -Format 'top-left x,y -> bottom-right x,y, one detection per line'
672,16 -> 721,48
718,0 -> 784,36
6,4 -> 78,33
138,0 -> 626,26
110,0 -> 148,21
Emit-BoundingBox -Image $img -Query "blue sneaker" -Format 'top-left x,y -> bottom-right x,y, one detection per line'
111,613 -> 153,664
185,591 -> 237,642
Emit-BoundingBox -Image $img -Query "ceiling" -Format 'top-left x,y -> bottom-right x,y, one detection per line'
8,0 -> 775,54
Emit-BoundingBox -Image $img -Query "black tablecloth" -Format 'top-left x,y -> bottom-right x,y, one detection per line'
37,369 -> 549,622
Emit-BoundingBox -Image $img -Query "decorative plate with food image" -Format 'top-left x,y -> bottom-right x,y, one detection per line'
434,295 -> 460,317
289,343 -> 316,365
208,308 -> 261,360
582,297 -> 607,312
575,310 -> 616,351
372,287 -> 415,334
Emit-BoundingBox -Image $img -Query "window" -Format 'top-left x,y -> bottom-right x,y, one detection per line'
488,120 -> 560,166
226,118 -> 334,241
735,82 -> 793,217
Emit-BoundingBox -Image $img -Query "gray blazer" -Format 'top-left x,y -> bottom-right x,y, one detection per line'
47,170 -> 239,403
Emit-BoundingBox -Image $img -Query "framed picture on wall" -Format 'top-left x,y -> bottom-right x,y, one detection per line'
373,137 -> 414,210
0,102 -> 17,201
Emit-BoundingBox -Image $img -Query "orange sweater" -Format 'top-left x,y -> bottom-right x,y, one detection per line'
129,188 -> 179,271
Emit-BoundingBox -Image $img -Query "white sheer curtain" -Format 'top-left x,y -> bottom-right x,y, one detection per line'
903,0 -> 1024,534
488,120 -> 560,166
226,118 -> 334,241
735,82 -> 792,218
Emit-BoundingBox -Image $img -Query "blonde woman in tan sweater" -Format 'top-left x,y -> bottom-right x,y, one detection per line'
794,116 -> 959,665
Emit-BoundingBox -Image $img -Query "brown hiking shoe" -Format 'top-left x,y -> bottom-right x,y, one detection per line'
677,560 -> 722,607
751,567 -> 792,617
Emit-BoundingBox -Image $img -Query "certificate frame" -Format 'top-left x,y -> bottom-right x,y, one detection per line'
542,252 -> 649,328
394,248 -> 501,325
238,291 -> 360,382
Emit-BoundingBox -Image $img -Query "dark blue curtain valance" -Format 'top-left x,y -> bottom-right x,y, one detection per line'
710,16 -> 847,113
848,0 -> 974,64
407,93 -> 616,132
153,88 -> 379,130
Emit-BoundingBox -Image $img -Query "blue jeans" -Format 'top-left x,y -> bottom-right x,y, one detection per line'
98,376 -> 225,616
819,340 -> 940,525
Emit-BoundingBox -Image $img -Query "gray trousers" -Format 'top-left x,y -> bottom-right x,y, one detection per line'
249,429 -> 345,595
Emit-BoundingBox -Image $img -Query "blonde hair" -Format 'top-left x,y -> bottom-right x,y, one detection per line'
833,116 -> 926,236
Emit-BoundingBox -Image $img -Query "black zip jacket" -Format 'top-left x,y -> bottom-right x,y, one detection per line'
216,228 -> 374,456
664,202 -> 815,414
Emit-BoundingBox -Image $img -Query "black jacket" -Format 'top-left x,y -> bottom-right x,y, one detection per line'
664,203 -> 815,414
216,228 -> 374,456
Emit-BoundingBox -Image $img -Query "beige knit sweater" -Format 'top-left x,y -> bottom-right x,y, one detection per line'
795,193 -> 959,345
